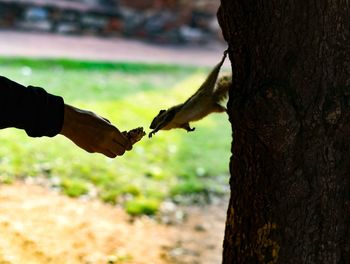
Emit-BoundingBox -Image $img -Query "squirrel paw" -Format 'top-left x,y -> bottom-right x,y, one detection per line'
148,130 -> 156,138
182,123 -> 195,132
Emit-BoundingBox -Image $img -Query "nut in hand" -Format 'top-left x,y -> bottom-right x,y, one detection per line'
123,127 -> 146,145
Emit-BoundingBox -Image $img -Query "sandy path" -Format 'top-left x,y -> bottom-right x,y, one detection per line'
0,182 -> 227,264
0,31 -> 228,67
0,182 -> 172,264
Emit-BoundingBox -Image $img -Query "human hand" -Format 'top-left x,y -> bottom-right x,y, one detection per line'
60,104 -> 132,158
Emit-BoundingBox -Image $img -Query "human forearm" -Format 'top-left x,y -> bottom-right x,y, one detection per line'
0,76 -> 132,158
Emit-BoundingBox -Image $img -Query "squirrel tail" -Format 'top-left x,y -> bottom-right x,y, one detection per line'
213,75 -> 231,105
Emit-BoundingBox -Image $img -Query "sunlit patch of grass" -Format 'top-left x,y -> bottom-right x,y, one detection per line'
60,178 -> 89,198
0,174 -> 13,184
99,189 -> 120,205
170,180 -> 206,196
0,57 -> 231,214
0,57 -> 198,73
125,197 -> 161,216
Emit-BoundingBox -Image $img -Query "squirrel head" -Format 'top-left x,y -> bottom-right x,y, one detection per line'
149,105 -> 182,131
149,109 -> 167,129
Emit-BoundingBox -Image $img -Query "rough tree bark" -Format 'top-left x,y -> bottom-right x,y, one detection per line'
218,1 -> 350,263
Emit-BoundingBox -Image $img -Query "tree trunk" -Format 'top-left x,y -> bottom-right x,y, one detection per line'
218,1 -> 350,263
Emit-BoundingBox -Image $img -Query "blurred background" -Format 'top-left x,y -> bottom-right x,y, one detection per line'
0,0 -> 223,45
0,1 -> 230,263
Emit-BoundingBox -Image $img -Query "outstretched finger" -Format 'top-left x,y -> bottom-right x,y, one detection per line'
101,149 -> 117,159
110,140 -> 126,156
114,130 -> 132,150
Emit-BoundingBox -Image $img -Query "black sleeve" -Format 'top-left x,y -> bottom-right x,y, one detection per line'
0,76 -> 64,137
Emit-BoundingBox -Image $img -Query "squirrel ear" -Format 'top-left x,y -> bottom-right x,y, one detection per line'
159,110 -> 166,114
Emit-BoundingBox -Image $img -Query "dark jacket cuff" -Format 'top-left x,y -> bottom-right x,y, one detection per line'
25,86 -> 65,138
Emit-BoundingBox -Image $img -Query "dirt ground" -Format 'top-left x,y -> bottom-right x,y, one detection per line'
0,182 -> 228,264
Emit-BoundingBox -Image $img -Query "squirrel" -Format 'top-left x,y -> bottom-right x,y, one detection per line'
149,49 -> 230,138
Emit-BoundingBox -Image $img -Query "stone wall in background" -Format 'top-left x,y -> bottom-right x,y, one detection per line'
0,0 -> 223,45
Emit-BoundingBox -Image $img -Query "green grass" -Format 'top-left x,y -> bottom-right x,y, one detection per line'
60,178 -> 89,198
126,197 -> 161,216
0,57 -> 231,215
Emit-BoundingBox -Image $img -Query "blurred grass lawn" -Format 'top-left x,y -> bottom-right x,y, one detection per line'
0,58 -> 231,215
